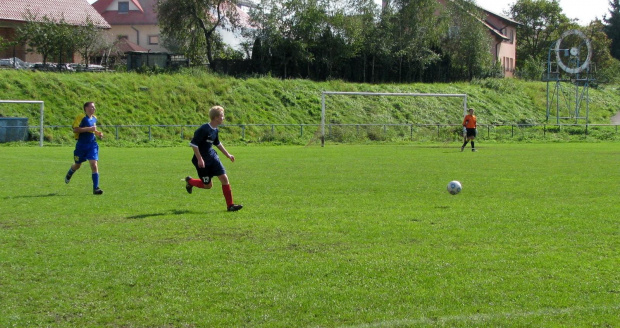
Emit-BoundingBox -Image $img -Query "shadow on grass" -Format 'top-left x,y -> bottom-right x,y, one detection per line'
3,192 -> 67,199
126,209 -> 201,220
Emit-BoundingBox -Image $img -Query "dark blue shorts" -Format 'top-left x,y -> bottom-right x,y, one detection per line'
192,156 -> 226,184
74,143 -> 99,163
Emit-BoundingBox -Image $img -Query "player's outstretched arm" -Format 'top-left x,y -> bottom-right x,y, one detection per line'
217,144 -> 235,162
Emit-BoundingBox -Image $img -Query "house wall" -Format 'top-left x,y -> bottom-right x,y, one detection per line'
486,15 -> 517,78
101,0 -> 143,12
108,25 -> 168,53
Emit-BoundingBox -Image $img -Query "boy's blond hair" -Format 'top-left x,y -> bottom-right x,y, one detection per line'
209,106 -> 225,120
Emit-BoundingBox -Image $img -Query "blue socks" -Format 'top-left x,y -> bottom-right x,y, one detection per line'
92,173 -> 99,190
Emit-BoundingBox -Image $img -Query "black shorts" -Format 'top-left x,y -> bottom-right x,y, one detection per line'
466,128 -> 477,138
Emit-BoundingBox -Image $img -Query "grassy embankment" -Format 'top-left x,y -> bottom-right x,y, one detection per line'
1,69 -> 619,144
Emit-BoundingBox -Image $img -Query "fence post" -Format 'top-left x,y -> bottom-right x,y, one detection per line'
242,125 -> 245,139
180,126 -> 184,139
437,124 -> 440,138
410,124 -> 413,140
148,125 -> 152,141
300,124 -> 303,137
511,125 -> 514,138
115,125 -> 119,140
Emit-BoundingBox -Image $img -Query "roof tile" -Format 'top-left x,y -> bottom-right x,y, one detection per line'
0,0 -> 110,28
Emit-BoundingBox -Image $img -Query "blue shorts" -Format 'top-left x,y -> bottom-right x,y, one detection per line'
74,143 -> 99,163
192,155 -> 225,184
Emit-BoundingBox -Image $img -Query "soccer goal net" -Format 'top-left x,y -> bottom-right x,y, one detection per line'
320,91 -> 468,146
0,100 -> 45,146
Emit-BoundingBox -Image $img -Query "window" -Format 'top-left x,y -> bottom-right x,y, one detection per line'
148,35 -> 159,45
509,30 -> 514,44
118,1 -> 129,14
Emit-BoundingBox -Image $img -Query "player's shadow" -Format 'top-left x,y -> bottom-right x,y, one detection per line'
126,209 -> 195,220
3,193 -> 66,199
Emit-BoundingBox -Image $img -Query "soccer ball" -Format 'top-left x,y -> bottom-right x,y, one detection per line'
447,180 -> 462,195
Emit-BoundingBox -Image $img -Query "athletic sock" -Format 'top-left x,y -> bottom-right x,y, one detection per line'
461,141 -> 468,148
92,173 -> 99,189
471,141 -> 475,148
189,178 -> 205,188
66,167 -> 75,178
222,184 -> 233,207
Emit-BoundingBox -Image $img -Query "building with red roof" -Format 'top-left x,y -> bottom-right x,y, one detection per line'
0,0 -> 110,62
92,0 -> 168,53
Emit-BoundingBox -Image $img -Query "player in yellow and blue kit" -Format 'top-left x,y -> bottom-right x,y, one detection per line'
64,102 -> 104,194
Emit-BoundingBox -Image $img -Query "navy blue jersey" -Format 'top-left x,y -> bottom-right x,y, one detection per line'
190,123 -> 221,160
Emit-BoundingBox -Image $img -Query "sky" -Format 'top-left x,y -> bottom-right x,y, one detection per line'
88,0 -> 611,25
473,0 -> 611,25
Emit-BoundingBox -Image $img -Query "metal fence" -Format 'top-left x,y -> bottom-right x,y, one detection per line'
3,123 -> 620,145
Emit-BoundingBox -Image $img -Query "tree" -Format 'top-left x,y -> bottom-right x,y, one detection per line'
441,0 -> 493,80
604,0 -> 620,59
156,0 -> 243,66
387,0 -> 443,82
586,19 -> 619,81
73,18 -> 106,67
17,12 -> 63,65
509,0 -> 571,62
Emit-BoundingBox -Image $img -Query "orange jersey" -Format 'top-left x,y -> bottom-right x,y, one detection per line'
462,114 -> 476,129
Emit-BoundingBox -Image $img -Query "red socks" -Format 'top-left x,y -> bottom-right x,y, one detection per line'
188,178 -> 205,188
222,184 -> 234,207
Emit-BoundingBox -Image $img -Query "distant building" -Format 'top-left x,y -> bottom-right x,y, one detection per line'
92,0 -> 255,55
92,0 -> 168,53
0,0 -> 110,62
383,0 -> 521,77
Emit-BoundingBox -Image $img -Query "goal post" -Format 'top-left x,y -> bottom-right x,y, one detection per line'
0,100 -> 45,146
320,91 -> 468,146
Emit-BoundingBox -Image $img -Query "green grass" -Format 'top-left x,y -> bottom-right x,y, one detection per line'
2,70 -> 620,145
1,143 -> 619,327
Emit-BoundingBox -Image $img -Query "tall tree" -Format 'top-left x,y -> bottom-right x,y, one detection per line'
586,19 -> 618,80
156,0 -> 242,66
510,0 -> 570,60
509,0 -> 571,62
73,18 -> 106,67
441,0 -> 493,80
17,12 -> 63,65
388,0 -> 442,82
604,0 -> 620,59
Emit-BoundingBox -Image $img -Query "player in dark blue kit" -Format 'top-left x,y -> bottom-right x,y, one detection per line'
64,102 -> 104,195
185,105 -> 243,212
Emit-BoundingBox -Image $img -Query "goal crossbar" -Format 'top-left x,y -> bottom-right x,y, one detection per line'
320,91 -> 468,146
0,100 -> 45,146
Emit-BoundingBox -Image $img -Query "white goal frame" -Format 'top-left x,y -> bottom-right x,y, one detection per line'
0,100 -> 45,146
320,91 -> 468,146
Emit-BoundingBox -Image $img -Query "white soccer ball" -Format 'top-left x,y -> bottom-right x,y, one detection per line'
447,180 -> 462,195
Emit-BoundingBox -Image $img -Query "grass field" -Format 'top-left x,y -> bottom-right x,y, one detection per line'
1,143 -> 619,327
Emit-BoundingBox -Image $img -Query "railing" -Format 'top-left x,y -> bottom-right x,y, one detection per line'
2,123 -> 619,145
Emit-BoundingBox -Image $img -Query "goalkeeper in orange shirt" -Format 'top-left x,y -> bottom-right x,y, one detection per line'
461,108 -> 477,152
